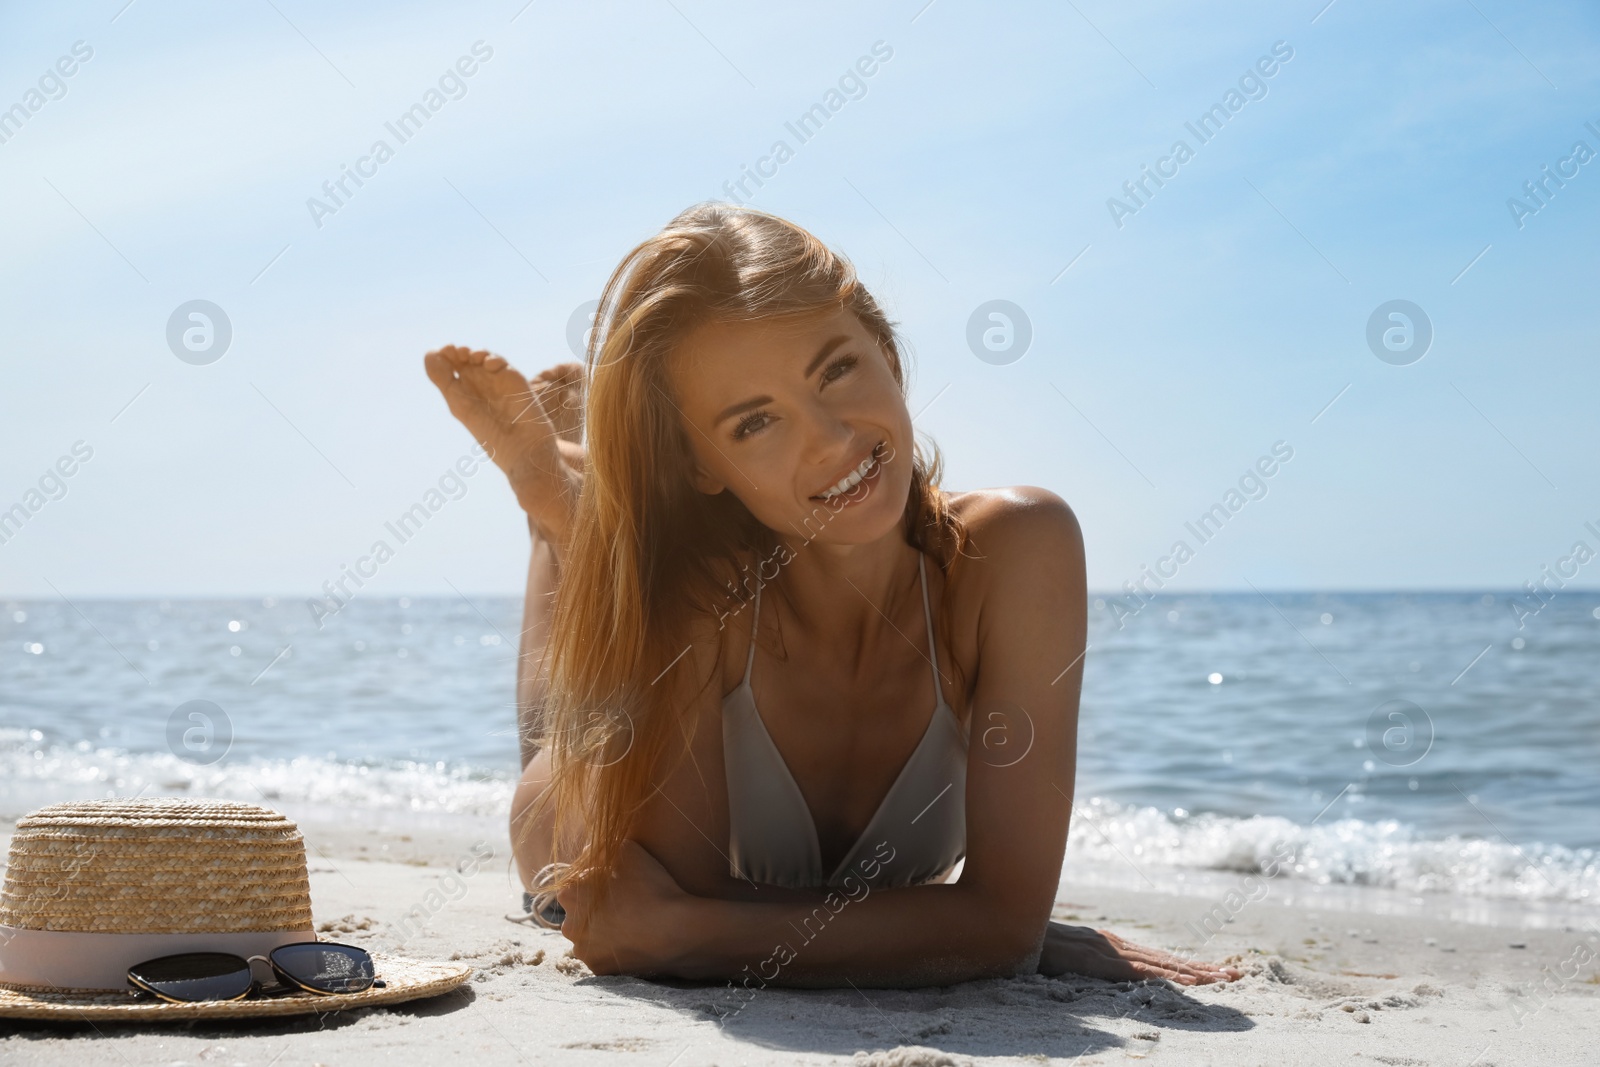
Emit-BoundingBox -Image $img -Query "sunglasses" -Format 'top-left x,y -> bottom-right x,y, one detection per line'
127,942 -> 385,1004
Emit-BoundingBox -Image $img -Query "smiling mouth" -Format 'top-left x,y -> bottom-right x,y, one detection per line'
812,442 -> 887,502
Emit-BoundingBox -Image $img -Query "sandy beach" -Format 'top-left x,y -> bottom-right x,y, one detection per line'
3,813 -> 1595,1066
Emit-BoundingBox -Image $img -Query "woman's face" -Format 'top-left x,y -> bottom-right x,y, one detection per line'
667,306 -> 913,546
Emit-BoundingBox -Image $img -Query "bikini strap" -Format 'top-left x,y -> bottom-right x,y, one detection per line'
743,580 -> 761,685
916,554 -> 945,705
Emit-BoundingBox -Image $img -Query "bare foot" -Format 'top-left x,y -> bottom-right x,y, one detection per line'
424,345 -> 580,548
526,362 -> 585,475
530,362 -> 585,446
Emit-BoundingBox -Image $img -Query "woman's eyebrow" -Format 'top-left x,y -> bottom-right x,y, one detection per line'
712,335 -> 852,426
715,395 -> 771,426
802,335 -> 849,377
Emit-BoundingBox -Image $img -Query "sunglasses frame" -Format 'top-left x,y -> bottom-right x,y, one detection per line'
127,941 -> 383,1004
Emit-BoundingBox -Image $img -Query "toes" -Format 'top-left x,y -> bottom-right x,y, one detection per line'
426,346 -> 567,457
426,345 -> 476,373
533,362 -> 584,383
424,350 -> 461,389
447,346 -> 478,367
552,364 -> 586,392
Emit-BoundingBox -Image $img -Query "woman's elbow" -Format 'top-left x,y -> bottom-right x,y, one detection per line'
966,909 -> 1043,978
947,929 -> 1041,981
953,878 -> 1049,977
954,902 -> 1047,979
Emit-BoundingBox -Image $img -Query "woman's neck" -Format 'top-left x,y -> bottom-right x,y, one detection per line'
765,529 -> 925,665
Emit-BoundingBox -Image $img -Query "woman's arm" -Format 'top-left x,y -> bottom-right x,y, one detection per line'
561,489 -> 1087,986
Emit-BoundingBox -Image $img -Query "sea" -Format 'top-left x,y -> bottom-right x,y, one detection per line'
2,591 -> 1596,928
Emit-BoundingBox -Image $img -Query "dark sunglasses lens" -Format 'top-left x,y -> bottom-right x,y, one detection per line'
270,942 -> 376,994
128,953 -> 253,1002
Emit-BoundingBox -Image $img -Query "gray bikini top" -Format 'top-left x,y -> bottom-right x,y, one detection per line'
720,553 -> 968,889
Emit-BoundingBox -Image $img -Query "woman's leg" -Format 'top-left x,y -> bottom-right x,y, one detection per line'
509,516 -> 590,891
514,512 -> 560,771
424,346 -> 585,891
507,513 -> 579,891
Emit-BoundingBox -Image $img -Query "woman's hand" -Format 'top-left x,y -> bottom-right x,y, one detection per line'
1036,921 -> 1242,986
556,839 -> 692,976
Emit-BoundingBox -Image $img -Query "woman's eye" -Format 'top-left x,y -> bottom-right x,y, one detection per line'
732,412 -> 768,440
731,356 -> 856,441
822,355 -> 858,383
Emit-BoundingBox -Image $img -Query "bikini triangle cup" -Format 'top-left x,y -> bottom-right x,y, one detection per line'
723,553 -> 968,889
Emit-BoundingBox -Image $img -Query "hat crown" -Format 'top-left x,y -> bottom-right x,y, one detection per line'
0,798 -> 313,934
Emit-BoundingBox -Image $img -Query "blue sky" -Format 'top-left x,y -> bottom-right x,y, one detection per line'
1,0 -> 1597,598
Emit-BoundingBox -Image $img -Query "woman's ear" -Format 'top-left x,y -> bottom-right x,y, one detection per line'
690,460 -> 727,496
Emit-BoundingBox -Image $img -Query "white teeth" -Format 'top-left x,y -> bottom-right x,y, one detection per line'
818,449 -> 881,500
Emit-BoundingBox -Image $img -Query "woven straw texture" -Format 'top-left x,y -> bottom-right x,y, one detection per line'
0,953 -> 474,1020
0,798 -> 312,934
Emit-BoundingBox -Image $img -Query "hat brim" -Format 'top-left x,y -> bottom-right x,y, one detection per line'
0,952 -> 472,1022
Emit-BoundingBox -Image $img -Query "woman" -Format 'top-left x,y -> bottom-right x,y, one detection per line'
425,202 -> 1240,989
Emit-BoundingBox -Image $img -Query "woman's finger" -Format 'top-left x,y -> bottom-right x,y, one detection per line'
1135,962 -> 1190,984
1122,948 -> 1236,985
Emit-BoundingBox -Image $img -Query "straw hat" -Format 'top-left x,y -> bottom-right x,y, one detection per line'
0,798 -> 473,1020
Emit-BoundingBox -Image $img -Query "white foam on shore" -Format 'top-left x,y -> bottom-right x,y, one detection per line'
1066,796 -> 1599,908
1,739 -> 1594,911
0,736 -> 516,821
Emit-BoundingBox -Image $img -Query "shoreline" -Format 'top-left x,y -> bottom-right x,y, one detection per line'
4,758 -> 1593,919
3,814 -> 1597,1064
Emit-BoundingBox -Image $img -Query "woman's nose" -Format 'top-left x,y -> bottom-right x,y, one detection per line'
799,405 -> 855,464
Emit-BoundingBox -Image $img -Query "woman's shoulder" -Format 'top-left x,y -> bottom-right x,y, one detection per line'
945,485 -> 1083,562
941,488 -> 1085,676
932,487 -> 1084,628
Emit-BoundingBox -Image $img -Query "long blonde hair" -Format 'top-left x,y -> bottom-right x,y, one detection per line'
528,201 -> 970,899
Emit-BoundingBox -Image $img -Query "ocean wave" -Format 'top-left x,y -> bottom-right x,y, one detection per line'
2,738 -> 1594,908
0,735 -> 516,820
1066,796 -> 1599,907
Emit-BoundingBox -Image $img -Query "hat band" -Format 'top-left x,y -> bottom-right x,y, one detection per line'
0,925 -> 317,992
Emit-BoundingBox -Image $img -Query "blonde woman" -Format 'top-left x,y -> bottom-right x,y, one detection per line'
425,203 -> 1240,989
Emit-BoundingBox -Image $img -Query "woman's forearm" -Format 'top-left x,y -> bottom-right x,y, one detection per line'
665,880 -> 1039,988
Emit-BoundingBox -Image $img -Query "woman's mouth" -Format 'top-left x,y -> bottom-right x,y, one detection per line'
812,442 -> 887,502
